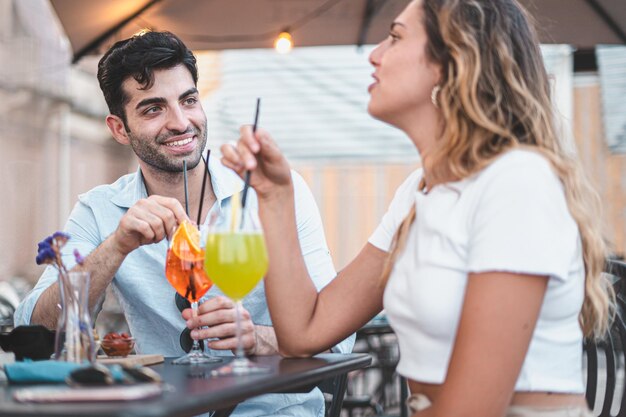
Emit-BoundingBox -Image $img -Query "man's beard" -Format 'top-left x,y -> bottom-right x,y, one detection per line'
126,120 -> 208,173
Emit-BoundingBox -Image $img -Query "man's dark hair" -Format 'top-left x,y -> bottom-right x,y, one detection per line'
97,31 -> 198,127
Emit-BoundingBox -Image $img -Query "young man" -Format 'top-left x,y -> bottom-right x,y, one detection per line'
15,31 -> 353,416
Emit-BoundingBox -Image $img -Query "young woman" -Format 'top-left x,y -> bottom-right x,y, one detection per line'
222,0 -> 612,415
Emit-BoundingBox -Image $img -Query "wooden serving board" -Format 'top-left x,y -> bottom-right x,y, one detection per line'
96,354 -> 164,366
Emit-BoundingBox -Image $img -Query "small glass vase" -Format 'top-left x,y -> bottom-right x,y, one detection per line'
54,271 -> 96,363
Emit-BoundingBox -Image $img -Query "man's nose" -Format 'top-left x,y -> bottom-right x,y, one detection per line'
166,105 -> 190,132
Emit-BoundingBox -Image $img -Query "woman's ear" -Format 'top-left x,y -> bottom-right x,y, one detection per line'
106,114 -> 130,145
433,63 -> 443,87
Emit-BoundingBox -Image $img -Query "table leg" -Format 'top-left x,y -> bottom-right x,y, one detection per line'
400,376 -> 409,417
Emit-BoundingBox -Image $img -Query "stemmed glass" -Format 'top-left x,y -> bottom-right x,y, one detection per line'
165,220 -> 221,364
203,199 -> 269,375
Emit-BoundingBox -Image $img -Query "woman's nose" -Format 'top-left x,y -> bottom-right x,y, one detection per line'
369,41 -> 385,67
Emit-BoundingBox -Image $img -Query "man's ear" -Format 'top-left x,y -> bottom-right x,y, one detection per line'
106,114 -> 130,145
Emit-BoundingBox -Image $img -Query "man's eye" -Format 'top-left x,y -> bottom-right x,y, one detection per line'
184,97 -> 198,105
145,106 -> 161,114
389,33 -> 400,43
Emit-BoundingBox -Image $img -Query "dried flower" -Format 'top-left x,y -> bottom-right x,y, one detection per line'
35,232 -> 83,305
73,249 -> 85,266
36,232 -> 71,274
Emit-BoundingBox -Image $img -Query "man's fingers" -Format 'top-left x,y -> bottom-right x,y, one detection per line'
148,195 -> 189,224
196,296 -> 234,314
121,211 -> 156,242
193,322 -> 237,340
144,198 -> 179,238
192,323 -> 255,352
130,200 -> 175,242
142,210 -> 170,242
189,308 -> 235,328
206,333 -> 255,352
206,338 -> 238,351
191,321 -> 254,340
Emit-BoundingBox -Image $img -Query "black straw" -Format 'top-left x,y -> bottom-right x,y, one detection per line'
183,160 -> 189,217
196,152 -> 210,225
241,98 -> 261,209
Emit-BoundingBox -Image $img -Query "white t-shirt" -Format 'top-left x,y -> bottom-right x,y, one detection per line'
369,149 -> 585,393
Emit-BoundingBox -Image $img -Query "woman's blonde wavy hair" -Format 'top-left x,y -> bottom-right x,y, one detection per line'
381,0 -> 613,338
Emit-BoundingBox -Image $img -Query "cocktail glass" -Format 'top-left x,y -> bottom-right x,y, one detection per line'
204,201 -> 269,375
166,220 -> 221,364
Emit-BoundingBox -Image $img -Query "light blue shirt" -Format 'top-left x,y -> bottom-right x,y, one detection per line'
15,152 -> 355,417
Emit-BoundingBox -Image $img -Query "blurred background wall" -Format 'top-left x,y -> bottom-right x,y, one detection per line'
0,0 -> 135,325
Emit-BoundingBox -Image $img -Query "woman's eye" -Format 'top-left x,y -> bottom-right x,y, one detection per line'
389,33 -> 400,43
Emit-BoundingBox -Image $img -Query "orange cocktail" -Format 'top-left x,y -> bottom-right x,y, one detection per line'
165,221 -> 212,301
165,221 -> 218,364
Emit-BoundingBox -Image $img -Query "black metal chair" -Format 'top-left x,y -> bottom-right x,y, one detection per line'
585,258 -> 626,416
319,373 -> 349,417
341,317 -> 408,417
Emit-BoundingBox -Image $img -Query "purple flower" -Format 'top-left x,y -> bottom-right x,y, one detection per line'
52,232 -> 70,245
35,231 -> 70,268
73,249 -> 85,266
37,240 -> 51,252
35,247 -> 56,265
36,238 -> 56,265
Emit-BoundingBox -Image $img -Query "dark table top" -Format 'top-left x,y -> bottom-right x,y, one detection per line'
0,353 -> 372,417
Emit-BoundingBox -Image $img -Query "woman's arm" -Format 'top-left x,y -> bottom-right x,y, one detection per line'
418,271 -> 549,417
222,126 -> 387,357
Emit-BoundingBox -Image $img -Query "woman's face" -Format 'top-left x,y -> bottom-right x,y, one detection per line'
367,0 -> 441,128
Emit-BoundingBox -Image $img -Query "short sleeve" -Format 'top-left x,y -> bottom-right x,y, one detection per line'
467,152 -> 579,282
368,170 -> 423,252
13,196 -> 103,325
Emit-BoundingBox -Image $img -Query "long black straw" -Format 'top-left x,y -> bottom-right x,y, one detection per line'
183,160 -> 189,217
241,98 -> 261,209
196,152 -> 210,225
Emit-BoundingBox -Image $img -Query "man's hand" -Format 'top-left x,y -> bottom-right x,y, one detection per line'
182,296 -> 278,355
113,195 -> 188,255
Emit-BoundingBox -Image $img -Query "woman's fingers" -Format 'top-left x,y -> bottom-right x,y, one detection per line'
220,127 -> 264,173
220,142 -> 246,174
240,124 -> 260,153
237,140 -> 257,171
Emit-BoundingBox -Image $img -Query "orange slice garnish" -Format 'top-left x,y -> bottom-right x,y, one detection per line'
171,221 -> 203,261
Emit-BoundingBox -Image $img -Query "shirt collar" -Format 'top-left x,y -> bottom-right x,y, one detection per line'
110,166 -> 148,209
207,151 -> 244,204
109,151 -> 244,209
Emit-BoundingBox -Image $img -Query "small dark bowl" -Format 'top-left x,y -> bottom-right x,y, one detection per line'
0,325 -> 55,361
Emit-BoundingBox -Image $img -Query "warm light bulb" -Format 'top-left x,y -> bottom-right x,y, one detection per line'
274,31 -> 293,54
